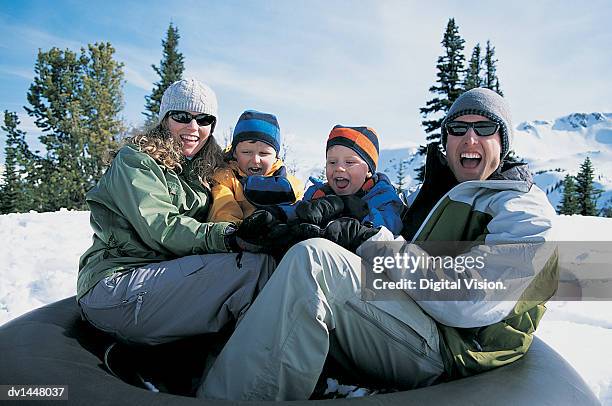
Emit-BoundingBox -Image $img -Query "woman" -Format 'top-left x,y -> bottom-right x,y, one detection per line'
77,78 -> 274,346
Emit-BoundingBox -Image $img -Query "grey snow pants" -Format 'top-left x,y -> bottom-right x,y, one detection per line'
199,238 -> 445,401
79,252 -> 275,345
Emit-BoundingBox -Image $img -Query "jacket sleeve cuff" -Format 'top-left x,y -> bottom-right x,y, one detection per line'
207,222 -> 235,253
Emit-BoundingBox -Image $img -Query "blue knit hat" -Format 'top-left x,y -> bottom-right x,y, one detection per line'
232,110 -> 281,154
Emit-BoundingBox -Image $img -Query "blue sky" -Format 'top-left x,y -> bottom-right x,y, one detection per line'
1,0 -> 611,166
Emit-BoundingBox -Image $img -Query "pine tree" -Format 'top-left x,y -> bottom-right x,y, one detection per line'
416,18 -> 466,181
465,40 -> 519,163
79,43 -> 125,189
483,40 -> 503,96
575,157 -> 602,216
25,47 -> 82,211
1,111 -> 27,213
464,43 -> 482,91
396,158 -> 407,193
557,174 -> 579,215
24,43 -> 124,211
143,23 -> 185,125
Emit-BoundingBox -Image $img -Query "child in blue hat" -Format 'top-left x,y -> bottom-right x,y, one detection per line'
208,110 -> 304,223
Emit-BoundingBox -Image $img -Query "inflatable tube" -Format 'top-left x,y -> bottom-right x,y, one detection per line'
0,297 -> 600,406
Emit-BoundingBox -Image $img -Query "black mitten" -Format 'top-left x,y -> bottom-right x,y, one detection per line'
236,210 -> 279,244
236,212 -> 304,255
289,223 -> 324,241
259,204 -> 288,223
323,217 -> 380,252
295,195 -> 344,226
339,195 -> 370,220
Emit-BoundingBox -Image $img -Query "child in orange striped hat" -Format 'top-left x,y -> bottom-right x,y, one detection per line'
297,125 -> 404,236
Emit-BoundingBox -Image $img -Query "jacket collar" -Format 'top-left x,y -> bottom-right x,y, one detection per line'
401,145 -> 533,241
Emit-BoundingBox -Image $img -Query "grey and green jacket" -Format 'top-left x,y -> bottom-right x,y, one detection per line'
77,145 -> 232,300
382,146 -> 558,378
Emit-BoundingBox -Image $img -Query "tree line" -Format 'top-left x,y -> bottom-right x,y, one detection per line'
1,20 -> 608,217
557,157 -> 608,217
1,24 -> 184,213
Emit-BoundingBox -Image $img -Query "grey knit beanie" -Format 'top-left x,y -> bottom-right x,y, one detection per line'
158,78 -> 218,124
441,88 -> 513,159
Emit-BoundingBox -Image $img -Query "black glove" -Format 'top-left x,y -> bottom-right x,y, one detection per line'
295,195 -> 345,226
288,222 -> 324,242
258,204 -> 288,223
234,210 -> 281,252
339,195 -> 370,220
322,217 -> 380,252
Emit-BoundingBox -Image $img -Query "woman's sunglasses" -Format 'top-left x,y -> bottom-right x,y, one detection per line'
168,110 -> 216,126
445,121 -> 499,137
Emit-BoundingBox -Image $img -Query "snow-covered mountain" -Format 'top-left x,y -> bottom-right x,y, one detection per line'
294,112 -> 612,212
515,112 -> 612,211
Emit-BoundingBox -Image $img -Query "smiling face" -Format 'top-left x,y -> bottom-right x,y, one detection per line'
445,114 -> 502,182
233,140 -> 277,176
326,145 -> 371,195
167,110 -> 212,157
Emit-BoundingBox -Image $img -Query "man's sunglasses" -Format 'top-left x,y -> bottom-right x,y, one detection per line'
168,111 -> 216,126
445,121 -> 499,137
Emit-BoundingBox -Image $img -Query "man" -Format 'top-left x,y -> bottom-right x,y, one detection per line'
198,88 -> 558,400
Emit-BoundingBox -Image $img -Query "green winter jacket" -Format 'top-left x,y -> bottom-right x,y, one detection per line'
77,144 -> 232,300
399,147 -> 558,378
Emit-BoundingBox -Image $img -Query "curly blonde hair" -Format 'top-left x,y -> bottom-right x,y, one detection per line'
110,118 -> 225,185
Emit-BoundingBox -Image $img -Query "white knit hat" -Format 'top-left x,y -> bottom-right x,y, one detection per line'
158,78 -> 218,124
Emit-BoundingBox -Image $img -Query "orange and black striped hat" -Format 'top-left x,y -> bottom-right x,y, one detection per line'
326,125 -> 379,173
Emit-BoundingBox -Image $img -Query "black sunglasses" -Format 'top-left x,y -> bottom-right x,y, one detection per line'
446,121 -> 499,137
168,110 -> 216,126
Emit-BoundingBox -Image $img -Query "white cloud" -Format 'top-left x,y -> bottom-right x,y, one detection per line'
1,24 -> 82,51
113,43 -> 157,91
0,65 -> 33,81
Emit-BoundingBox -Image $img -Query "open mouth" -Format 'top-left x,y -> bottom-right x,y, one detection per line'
247,167 -> 263,175
180,134 -> 200,144
333,177 -> 350,190
459,152 -> 482,169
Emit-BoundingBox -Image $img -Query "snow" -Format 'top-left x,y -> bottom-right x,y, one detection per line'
0,209 -> 611,403
540,214 -> 612,404
0,210 -> 91,321
324,378 -> 374,398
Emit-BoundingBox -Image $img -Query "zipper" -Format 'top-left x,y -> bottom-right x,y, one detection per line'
346,300 -> 444,369
133,291 -> 147,325
409,179 -> 524,242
